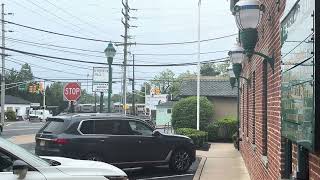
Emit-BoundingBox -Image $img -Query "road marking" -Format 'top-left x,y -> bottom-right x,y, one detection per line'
4,128 -> 41,131
136,174 -> 194,180
7,134 -> 35,145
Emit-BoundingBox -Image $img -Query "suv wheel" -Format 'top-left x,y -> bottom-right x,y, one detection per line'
169,149 -> 191,173
85,153 -> 104,162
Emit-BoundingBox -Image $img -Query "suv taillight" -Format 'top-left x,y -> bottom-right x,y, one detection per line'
52,138 -> 68,145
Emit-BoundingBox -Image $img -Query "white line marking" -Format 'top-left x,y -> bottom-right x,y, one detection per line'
4,128 -> 40,131
136,174 -> 194,180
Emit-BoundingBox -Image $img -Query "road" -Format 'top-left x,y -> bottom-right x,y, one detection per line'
1,121 -> 200,180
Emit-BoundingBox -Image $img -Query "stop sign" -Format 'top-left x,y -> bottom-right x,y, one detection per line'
63,82 -> 81,101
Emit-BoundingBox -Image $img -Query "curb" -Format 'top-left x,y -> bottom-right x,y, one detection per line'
193,156 -> 207,180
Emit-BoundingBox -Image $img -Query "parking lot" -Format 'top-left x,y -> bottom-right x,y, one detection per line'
2,121 -> 200,180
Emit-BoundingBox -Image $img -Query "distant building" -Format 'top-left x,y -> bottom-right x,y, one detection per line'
179,78 -> 238,121
0,95 -> 31,120
155,101 -> 175,127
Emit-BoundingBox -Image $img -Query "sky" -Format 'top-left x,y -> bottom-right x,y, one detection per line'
2,0 -> 238,94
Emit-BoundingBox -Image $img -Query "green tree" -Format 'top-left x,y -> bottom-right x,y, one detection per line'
151,69 -> 176,94
45,82 -> 68,114
200,62 -> 229,77
172,96 -> 213,130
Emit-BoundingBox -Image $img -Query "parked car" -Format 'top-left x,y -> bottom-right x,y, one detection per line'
29,109 -> 53,122
35,113 -> 196,173
0,137 -> 128,180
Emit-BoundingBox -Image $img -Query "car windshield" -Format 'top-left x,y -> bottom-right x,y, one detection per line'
0,138 -> 50,167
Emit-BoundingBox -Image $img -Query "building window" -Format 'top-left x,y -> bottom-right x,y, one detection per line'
262,61 -> 268,156
242,85 -> 245,132
252,72 -> 256,144
246,82 -> 249,138
167,109 -> 172,114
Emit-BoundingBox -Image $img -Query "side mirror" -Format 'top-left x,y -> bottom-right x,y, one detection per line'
152,130 -> 162,137
13,160 -> 28,179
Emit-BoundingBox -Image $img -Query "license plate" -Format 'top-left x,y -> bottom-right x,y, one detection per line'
40,140 -> 45,146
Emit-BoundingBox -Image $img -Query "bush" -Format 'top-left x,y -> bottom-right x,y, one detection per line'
172,96 -> 213,130
176,128 -> 208,148
5,110 -> 17,121
206,116 -> 237,142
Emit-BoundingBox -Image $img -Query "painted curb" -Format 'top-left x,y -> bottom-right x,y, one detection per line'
193,156 -> 207,180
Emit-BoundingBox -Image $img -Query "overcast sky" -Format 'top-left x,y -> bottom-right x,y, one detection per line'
2,0 -> 237,93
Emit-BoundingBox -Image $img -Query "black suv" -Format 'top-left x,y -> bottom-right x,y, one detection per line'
35,113 -> 196,172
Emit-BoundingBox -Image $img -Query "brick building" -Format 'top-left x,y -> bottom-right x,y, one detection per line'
228,0 -> 320,179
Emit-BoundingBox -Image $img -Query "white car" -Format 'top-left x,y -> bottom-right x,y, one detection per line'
0,138 -> 128,180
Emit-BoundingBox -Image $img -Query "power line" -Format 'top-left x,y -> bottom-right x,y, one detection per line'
24,0 -> 97,37
2,46 -> 230,67
4,20 -> 236,45
7,57 -> 88,76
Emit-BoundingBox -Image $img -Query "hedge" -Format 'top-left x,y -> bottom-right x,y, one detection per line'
206,116 -> 237,142
5,110 -> 17,121
172,96 -> 213,130
176,128 -> 208,148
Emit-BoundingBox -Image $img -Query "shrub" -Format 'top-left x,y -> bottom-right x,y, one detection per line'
172,96 -> 213,130
176,128 -> 208,148
5,110 -> 17,121
206,116 -> 237,142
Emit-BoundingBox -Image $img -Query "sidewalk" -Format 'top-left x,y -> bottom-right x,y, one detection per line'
194,143 -> 250,180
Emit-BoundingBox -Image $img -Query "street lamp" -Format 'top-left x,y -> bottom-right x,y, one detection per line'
228,67 -> 237,89
228,43 -> 246,79
104,42 -> 116,113
233,0 -> 274,71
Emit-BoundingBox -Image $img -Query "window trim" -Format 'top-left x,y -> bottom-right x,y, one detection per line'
128,120 -> 154,137
77,119 -> 154,136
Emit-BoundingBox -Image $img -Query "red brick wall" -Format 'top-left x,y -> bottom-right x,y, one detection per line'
236,0 -> 320,179
238,0 -> 284,179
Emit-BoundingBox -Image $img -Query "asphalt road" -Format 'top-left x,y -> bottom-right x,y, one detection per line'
1,120 -> 44,138
1,121 -> 200,180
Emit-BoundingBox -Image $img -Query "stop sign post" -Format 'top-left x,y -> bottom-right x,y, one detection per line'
64,83 -> 81,113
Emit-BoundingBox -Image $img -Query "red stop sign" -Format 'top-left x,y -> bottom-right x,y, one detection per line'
63,83 -> 81,101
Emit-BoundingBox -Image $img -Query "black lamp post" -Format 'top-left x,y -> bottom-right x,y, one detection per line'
104,42 -> 116,113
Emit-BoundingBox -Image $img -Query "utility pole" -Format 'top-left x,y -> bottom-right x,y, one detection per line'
132,54 -> 135,116
100,92 -> 103,113
94,92 -> 97,112
121,0 -> 137,115
42,81 -> 46,121
122,0 -> 129,115
1,4 -> 6,126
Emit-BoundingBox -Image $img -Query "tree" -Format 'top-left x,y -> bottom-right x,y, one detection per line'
45,82 -> 68,114
200,62 -> 229,77
18,63 -> 33,82
151,69 -> 176,94
151,70 -> 196,97
172,96 -> 213,130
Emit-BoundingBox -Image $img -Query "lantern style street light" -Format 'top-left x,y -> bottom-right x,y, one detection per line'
233,0 -> 274,71
228,66 -> 237,89
228,43 -> 246,79
104,42 -> 116,113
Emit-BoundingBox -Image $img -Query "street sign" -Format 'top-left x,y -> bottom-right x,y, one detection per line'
63,82 -> 81,101
145,94 -> 169,111
93,83 -> 108,92
93,67 -> 108,92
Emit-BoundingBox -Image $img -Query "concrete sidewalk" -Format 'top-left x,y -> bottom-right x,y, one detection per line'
194,143 -> 250,180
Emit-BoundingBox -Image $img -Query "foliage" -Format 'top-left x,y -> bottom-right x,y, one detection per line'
5,110 -> 16,121
150,69 -> 196,97
175,128 -> 208,148
45,82 -> 68,115
206,116 -> 237,142
172,96 -> 213,130
200,62 -> 229,77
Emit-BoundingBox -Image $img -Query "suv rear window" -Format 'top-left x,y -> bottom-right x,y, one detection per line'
40,118 -> 69,134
